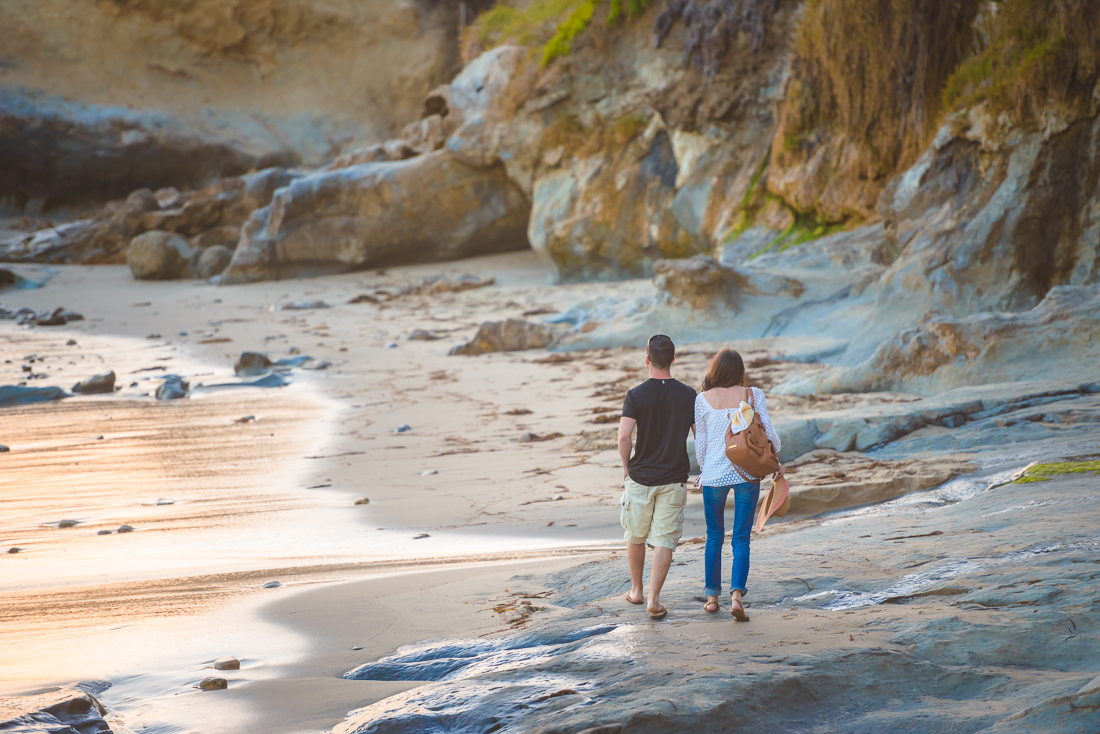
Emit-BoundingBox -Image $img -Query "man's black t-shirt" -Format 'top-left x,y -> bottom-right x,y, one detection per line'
622,377 -> 696,486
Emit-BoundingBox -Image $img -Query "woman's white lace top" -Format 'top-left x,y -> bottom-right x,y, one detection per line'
694,387 -> 781,486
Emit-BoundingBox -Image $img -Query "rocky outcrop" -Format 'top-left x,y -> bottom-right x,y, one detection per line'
653,255 -> 804,311
779,285 -> 1100,397
0,168 -> 298,266
221,152 -> 530,283
72,372 -> 116,395
0,684 -> 125,733
449,319 -> 558,356
0,88 -> 295,212
845,113 -> 1100,358
0,0 -> 476,209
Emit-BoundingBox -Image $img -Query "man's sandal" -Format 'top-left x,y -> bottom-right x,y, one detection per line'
730,596 -> 750,622
625,592 -> 644,605
648,605 -> 668,620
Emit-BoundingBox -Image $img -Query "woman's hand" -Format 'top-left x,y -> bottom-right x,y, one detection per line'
692,476 -> 701,489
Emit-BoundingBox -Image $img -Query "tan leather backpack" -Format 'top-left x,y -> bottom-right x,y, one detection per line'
723,387 -> 790,531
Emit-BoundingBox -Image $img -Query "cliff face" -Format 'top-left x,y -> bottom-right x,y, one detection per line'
0,0 -> 470,209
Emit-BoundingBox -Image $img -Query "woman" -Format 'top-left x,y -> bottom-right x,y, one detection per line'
694,349 -> 781,620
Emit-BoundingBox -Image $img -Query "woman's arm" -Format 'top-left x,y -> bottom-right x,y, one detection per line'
753,387 -> 782,453
694,394 -> 708,472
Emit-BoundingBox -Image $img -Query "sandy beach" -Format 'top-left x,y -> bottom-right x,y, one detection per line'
4,250 -> 1099,734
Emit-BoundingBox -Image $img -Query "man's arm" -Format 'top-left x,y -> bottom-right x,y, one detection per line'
618,416 -> 636,480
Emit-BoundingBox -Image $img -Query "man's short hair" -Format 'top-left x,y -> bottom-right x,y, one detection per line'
646,334 -> 675,370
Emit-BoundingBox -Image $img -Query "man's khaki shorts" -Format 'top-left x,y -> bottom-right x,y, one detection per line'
620,477 -> 687,549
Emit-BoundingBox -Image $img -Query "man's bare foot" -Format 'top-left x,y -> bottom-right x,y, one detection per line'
625,590 -> 644,605
703,596 -> 719,613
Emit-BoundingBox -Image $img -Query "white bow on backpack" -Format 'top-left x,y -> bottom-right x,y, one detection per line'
727,401 -> 755,435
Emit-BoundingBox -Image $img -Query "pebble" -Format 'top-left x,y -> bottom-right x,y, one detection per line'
155,499 -> 174,505
198,677 -> 227,691
395,424 -> 412,433
0,445 -> 9,453
413,533 -> 430,540
234,415 -> 256,424
263,580 -> 282,588
385,342 -> 398,349
420,469 -> 438,476
213,656 -> 240,671
351,646 -> 363,651
58,519 -> 79,528
97,530 -> 113,535
146,333 -> 161,339
7,547 -> 20,554
66,339 -> 77,346
288,346 -> 301,355
117,525 -> 134,533
354,498 -> 371,505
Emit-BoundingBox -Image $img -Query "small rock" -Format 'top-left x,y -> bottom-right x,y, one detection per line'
117,525 -> 134,533
213,656 -> 240,671
288,347 -> 301,355
385,342 -> 398,349
198,677 -> 227,691
301,359 -> 332,371
351,646 -> 363,651
234,351 -> 273,376
420,469 -> 438,476
97,530 -> 112,535
0,445 -> 9,453
348,294 -> 379,304
156,376 -> 189,400
146,333 -> 161,339
66,339 -> 77,346
7,547 -> 21,553
262,580 -> 282,588
281,300 -> 330,310
234,415 -> 256,424
395,424 -> 412,433
413,533 -> 430,539
354,498 -> 371,505
58,519 -> 79,528
408,329 -> 441,341
155,498 -> 174,505
72,372 -> 116,395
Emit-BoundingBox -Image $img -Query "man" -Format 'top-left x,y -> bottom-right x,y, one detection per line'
617,334 -> 696,619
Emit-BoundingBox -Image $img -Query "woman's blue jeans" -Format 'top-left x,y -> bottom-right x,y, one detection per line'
703,482 -> 760,597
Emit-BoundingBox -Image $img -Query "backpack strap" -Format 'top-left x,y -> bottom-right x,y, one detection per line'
745,385 -> 755,409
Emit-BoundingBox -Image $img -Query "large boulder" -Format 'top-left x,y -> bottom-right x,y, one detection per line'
221,152 -> 530,284
128,231 -> 196,280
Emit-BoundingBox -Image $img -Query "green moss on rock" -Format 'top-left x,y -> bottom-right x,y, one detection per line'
1013,460 -> 1100,484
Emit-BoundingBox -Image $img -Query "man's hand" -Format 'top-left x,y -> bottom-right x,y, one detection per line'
618,416 -> 636,484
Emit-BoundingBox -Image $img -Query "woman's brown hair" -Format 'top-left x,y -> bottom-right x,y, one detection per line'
701,349 -> 746,391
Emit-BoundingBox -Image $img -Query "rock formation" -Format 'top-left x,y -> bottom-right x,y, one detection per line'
779,285 -> 1100,396
0,0 -> 478,210
221,152 -> 530,283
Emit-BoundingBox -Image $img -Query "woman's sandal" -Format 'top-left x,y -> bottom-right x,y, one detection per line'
730,596 -> 750,622
625,592 -> 644,605
703,599 -> 720,613
648,605 -> 668,620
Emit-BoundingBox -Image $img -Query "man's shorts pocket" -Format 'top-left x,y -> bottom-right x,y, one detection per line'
619,489 -> 630,529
